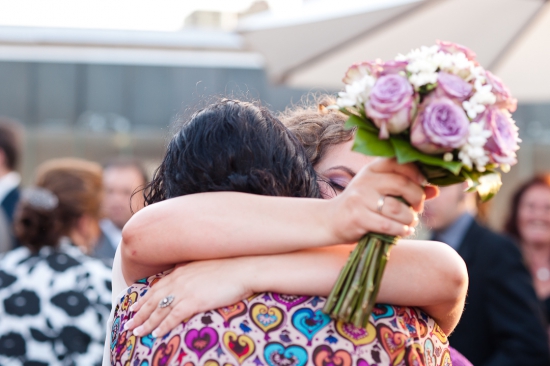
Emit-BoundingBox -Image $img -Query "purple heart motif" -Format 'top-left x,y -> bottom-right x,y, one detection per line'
358,359 -> 370,366
272,294 -> 309,311
184,326 -> 219,360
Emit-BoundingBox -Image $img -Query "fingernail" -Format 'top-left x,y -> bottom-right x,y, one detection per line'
129,302 -> 138,312
419,177 -> 428,187
407,227 -> 416,236
133,326 -> 143,337
152,329 -> 159,338
124,319 -> 134,331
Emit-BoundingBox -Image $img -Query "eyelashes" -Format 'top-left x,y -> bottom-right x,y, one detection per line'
329,180 -> 346,192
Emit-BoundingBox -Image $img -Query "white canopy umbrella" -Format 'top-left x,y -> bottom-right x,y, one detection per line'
238,0 -> 549,102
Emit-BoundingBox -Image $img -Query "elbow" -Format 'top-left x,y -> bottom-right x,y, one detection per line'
121,215 -> 142,264
433,241 -> 468,303
433,241 -> 469,335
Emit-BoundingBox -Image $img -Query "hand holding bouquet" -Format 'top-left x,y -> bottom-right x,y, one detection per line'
322,41 -> 520,327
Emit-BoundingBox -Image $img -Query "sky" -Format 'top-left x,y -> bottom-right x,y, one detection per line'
0,0 -> 303,31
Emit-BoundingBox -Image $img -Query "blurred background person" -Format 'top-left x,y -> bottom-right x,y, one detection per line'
505,175 -> 550,324
0,117 -> 23,253
0,158 -> 111,366
91,158 -> 147,266
422,184 -> 550,366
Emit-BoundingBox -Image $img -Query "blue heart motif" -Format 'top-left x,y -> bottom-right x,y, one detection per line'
264,342 -> 308,366
291,308 -> 331,345
140,333 -> 155,350
371,304 -> 395,320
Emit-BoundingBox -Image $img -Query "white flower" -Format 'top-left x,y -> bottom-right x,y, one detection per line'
409,72 -> 438,88
337,74 -> 375,108
462,79 -> 497,119
458,122 -> 492,171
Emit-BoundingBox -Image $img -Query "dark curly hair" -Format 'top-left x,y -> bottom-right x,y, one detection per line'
144,99 -> 320,204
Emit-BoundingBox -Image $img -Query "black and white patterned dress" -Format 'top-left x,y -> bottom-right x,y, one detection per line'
0,240 -> 112,366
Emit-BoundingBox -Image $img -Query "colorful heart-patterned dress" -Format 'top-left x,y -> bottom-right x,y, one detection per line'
110,272 -> 452,366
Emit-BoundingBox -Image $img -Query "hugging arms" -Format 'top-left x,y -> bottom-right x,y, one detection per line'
119,158 -> 467,337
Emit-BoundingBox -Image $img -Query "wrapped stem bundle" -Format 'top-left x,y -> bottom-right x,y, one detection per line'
323,233 -> 396,327
322,41 -> 520,325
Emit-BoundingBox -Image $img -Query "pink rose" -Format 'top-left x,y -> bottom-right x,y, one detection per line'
436,72 -> 473,102
485,71 -> 517,112
343,60 -> 408,83
342,61 -> 377,84
379,60 -> 408,76
365,74 -> 415,139
411,97 -> 470,154
437,40 -> 477,62
480,107 -> 520,165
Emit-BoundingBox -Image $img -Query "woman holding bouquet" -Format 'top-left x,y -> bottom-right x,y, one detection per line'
107,97 -> 467,365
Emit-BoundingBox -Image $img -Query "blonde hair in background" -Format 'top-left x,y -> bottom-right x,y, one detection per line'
278,94 -> 356,166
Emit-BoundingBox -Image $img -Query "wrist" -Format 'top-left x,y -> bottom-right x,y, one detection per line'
229,256 -> 257,298
317,199 -> 343,246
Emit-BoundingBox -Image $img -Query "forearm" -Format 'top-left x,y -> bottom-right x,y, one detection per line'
122,192 -> 334,282
243,240 -> 467,335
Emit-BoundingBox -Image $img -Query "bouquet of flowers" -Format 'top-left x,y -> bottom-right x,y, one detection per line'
322,41 -> 520,327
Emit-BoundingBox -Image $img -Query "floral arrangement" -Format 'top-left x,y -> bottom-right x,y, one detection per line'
322,41 -> 521,327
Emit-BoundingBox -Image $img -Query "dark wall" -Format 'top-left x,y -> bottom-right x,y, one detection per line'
0,61 -> 318,130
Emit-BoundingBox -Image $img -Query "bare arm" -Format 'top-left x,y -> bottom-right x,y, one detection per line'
128,240 -> 467,337
122,159 -> 434,283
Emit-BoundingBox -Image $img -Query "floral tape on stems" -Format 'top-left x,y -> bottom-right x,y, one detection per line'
322,40 -> 520,325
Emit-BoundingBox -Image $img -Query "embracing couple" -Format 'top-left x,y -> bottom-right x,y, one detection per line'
105,96 -> 469,366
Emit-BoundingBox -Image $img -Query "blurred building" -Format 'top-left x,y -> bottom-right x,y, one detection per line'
0,24 -> 313,181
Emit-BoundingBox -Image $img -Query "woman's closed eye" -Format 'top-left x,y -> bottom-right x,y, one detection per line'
327,178 -> 348,192
318,165 -> 356,198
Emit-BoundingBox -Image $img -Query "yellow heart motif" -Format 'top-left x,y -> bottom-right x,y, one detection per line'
204,361 -> 219,366
222,331 -> 256,365
439,349 -> 452,366
121,292 -> 138,311
250,303 -> 284,335
335,320 -> 376,347
432,324 -> 448,344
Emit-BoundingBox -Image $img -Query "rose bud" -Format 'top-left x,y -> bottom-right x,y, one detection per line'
379,60 -> 408,76
485,71 -> 517,112
343,61 -> 379,84
365,74 -> 415,139
480,107 -> 520,165
411,97 -> 470,154
437,40 -> 477,62
436,72 -> 473,102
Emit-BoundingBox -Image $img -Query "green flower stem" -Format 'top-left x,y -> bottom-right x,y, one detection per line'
351,239 -> 381,327
323,232 -> 397,326
338,237 -> 373,320
323,238 -> 364,315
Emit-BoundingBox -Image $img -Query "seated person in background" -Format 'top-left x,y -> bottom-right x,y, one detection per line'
0,117 -> 24,253
423,184 -> 550,366
0,158 -> 112,366
92,157 -> 147,266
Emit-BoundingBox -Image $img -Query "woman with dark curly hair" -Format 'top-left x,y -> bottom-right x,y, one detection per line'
0,158 -> 112,366
106,97 -> 467,366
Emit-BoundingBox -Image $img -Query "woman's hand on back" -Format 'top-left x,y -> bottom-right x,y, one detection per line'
326,158 -> 438,243
125,259 -> 254,338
